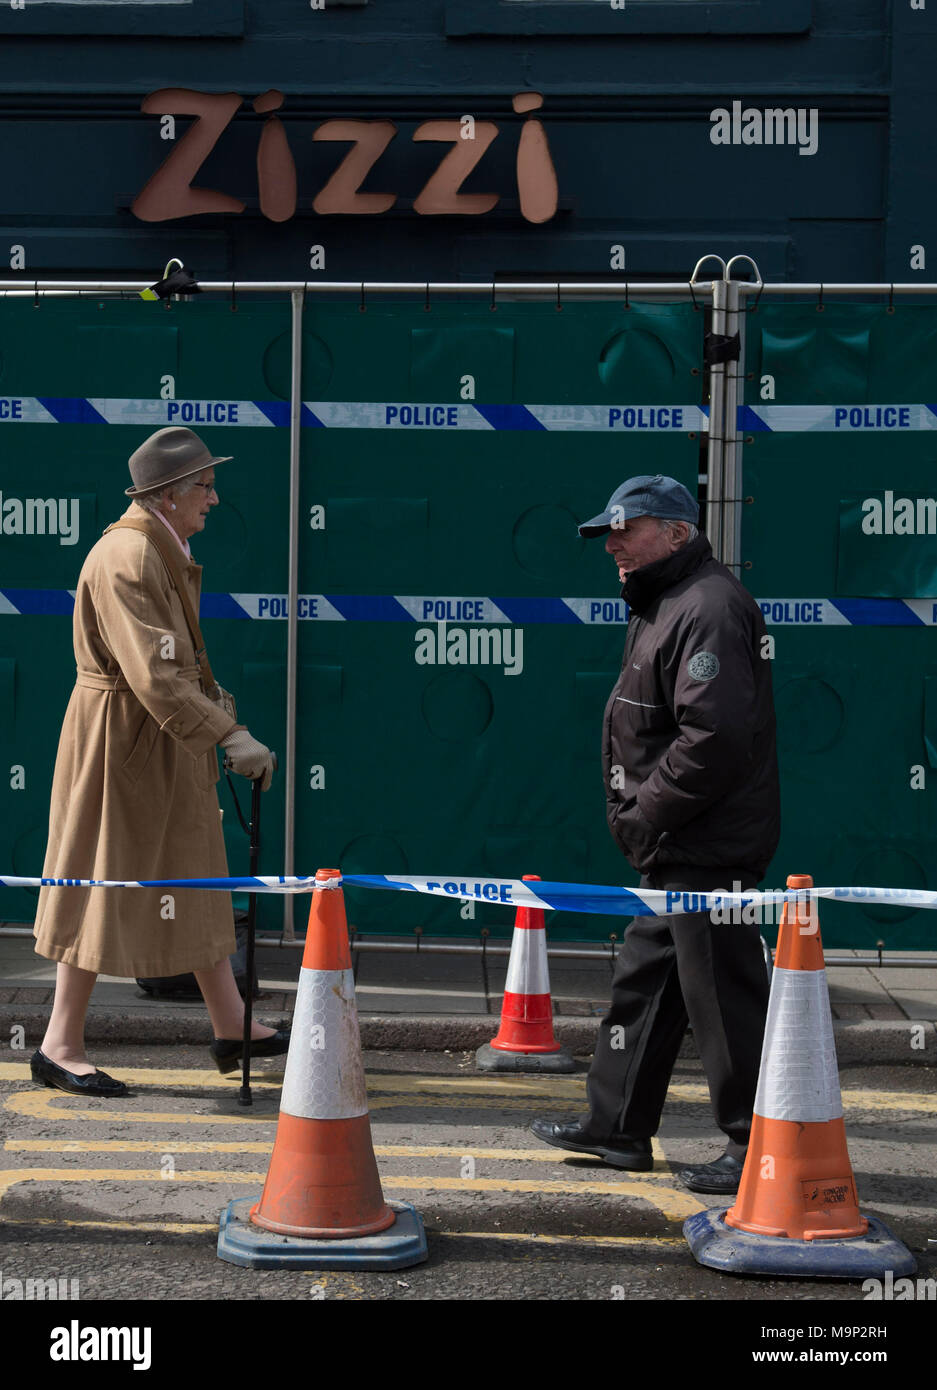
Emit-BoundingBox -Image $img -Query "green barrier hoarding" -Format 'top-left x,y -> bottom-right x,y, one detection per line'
0,295 -> 705,943
742,304 -> 937,949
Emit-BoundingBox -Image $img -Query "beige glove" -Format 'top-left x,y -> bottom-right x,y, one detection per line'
219,727 -> 274,791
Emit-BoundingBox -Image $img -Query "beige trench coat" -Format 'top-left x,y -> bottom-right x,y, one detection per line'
33,503 -> 239,977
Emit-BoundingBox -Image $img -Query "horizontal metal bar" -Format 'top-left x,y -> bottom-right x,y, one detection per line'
736,283 -> 937,297
0,279 -> 712,298
0,924 -> 931,967
251,934 -> 936,969
6,278 -> 937,302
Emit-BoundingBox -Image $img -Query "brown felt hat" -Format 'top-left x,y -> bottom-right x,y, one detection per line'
125,426 -> 233,497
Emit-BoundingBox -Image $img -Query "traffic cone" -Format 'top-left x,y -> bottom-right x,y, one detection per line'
476,874 -> 575,1074
217,868 -> 428,1271
684,873 -> 916,1279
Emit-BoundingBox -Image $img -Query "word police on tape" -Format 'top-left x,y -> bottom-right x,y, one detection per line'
5,874 -> 937,918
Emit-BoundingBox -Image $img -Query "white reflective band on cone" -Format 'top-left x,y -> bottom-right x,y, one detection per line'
504,927 -> 551,996
279,967 -> 369,1121
753,967 -> 843,1123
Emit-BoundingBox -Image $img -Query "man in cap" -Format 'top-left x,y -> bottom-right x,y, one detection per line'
531,475 -> 780,1192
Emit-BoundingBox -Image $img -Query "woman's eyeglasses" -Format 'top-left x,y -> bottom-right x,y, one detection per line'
193,482 -> 218,497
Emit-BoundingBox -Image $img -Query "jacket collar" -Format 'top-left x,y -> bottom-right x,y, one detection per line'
620,533 -> 713,615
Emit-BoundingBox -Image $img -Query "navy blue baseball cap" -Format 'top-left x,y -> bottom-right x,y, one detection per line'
578,474 -> 699,538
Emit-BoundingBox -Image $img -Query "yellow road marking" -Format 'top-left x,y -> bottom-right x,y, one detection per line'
3,1063 -> 934,1113
1,1064 -> 589,1095
370,1176 -> 702,1221
0,1215 -> 215,1234
0,1063 -> 282,1090
0,1168 -> 702,1221
6,1091 -> 274,1124
7,1139 -> 276,1154
370,1095 -> 582,1112
0,1214 -> 684,1249
0,1168 -> 270,1200
4,1089 -> 582,1122
4,1137 -> 668,1166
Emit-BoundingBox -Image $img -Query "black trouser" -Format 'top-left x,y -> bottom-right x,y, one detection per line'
585,864 -> 770,1159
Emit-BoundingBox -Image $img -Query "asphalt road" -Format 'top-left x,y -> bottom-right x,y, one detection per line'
1,1046 -> 934,1325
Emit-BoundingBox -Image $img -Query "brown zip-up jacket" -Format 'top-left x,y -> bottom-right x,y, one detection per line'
602,534 -> 781,879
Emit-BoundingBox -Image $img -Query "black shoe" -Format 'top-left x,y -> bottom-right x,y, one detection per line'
30,1049 -> 128,1098
530,1119 -> 654,1171
676,1151 -> 745,1194
210,1029 -> 290,1075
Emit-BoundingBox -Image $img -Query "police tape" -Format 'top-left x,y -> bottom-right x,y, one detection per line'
8,396 -> 937,435
3,873 -> 937,919
5,395 -> 937,434
0,397 -> 708,433
738,404 -> 937,432
2,591 -> 935,627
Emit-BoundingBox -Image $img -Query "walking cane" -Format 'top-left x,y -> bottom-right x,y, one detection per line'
224,752 -> 277,1108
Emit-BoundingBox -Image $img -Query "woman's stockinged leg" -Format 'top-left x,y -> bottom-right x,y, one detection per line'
40,961 -> 99,1074
194,957 -> 277,1041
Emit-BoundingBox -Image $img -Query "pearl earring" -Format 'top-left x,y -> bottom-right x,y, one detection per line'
170,503 -> 176,511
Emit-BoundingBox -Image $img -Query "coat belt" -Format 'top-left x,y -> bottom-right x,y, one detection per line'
75,666 -> 201,692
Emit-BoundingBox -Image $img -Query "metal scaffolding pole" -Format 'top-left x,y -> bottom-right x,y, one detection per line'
722,275 -> 742,575
282,289 -> 304,941
706,277 -> 727,560
0,278 -> 717,298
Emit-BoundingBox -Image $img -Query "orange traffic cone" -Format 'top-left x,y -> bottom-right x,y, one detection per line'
217,869 -> 428,1270
476,874 -> 574,1074
684,873 -> 916,1278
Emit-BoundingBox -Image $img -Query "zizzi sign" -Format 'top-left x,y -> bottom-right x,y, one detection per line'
131,89 -> 558,224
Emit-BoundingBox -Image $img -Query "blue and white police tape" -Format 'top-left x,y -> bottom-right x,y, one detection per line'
2,591 -> 936,627
738,404 -> 937,433
0,397 -> 707,433
4,873 -> 937,918
7,395 -> 937,434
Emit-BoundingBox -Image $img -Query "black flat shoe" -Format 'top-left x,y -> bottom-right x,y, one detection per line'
30,1049 -> 128,1098
210,1029 -> 290,1075
530,1118 -> 654,1171
676,1151 -> 745,1194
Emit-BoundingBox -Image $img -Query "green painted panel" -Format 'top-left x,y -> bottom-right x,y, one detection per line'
837,493 -> 937,597
295,301 -> 704,939
0,296 -> 704,944
743,304 -> 937,949
0,298 -> 292,932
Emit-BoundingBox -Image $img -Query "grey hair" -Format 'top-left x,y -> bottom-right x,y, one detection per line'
133,473 -> 201,513
658,517 -> 699,543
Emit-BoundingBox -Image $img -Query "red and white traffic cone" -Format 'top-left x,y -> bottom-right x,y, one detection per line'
684,873 -> 916,1279
476,874 -> 575,1074
217,868 -> 428,1271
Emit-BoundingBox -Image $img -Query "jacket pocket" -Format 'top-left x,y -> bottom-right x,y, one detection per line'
121,712 -> 159,785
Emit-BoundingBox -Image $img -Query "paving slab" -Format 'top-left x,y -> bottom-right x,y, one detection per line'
885,992 -> 937,1021
3,927 -> 937,1059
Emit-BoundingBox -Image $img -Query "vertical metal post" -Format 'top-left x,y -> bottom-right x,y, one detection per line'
705,278 -> 727,559
722,276 -> 742,575
282,288 -> 303,940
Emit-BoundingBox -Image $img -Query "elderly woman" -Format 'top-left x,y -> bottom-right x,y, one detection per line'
31,426 -> 286,1096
